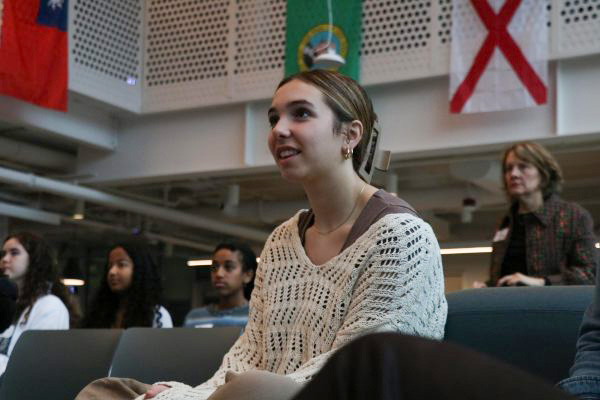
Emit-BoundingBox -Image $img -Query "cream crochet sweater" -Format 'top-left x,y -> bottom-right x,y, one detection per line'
146,211 -> 447,400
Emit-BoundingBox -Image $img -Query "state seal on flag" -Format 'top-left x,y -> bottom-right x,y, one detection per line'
296,24 -> 348,71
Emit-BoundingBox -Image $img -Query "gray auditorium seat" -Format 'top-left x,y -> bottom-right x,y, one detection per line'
445,286 -> 594,383
0,329 -> 122,400
108,327 -> 241,386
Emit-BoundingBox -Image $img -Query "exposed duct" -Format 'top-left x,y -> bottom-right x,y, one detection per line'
62,218 -> 215,252
0,201 -> 61,225
0,166 -> 270,243
0,136 -> 76,171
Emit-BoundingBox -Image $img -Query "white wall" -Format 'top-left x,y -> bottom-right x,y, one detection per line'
76,56 -> 600,184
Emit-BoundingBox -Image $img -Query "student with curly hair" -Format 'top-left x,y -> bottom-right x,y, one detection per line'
0,232 -> 79,375
82,243 -> 172,329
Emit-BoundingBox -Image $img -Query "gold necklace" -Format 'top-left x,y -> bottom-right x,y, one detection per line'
313,183 -> 367,235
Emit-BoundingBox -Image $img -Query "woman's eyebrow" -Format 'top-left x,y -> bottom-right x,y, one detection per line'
268,100 -> 315,116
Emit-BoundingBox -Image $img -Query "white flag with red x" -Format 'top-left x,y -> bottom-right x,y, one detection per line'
450,0 -> 549,113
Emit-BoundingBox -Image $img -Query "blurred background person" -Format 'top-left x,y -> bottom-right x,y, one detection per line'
475,141 -> 596,288
0,274 -> 16,334
0,232 -> 77,375
184,242 -> 257,328
82,243 -> 172,328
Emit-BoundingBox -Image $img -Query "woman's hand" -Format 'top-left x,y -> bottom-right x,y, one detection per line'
472,281 -> 488,288
144,384 -> 170,399
496,273 -> 545,287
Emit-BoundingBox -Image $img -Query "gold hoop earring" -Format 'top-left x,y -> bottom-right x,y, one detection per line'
343,146 -> 353,160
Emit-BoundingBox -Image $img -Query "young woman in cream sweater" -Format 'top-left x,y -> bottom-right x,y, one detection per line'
77,70 -> 447,400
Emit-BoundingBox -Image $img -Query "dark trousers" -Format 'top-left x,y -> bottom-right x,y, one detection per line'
293,333 -> 575,400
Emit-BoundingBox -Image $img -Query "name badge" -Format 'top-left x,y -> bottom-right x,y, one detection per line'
493,228 -> 509,242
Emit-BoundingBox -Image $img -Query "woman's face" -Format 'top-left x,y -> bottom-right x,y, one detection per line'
107,247 -> 134,293
504,151 -> 543,199
210,248 -> 252,299
1,238 -> 29,284
267,79 -> 345,182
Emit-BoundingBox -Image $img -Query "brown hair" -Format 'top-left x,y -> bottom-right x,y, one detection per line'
3,232 -> 80,326
277,70 -> 379,174
502,141 -> 563,198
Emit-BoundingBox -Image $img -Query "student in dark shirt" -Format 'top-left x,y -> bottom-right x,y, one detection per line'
0,276 -> 16,333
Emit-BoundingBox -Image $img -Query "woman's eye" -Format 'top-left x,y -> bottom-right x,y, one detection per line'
292,108 -> 311,120
268,115 -> 278,128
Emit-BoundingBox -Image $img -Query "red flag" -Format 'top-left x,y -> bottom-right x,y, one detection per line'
0,0 -> 68,111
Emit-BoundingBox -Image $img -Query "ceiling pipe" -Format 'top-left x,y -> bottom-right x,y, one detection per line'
62,218 -> 215,252
0,201 -> 61,225
0,166 -> 270,243
0,136 -> 75,171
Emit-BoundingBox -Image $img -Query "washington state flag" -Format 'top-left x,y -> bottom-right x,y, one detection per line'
284,0 -> 362,80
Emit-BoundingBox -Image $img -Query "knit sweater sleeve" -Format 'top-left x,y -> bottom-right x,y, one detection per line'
286,213 -> 447,383
146,248 -> 268,400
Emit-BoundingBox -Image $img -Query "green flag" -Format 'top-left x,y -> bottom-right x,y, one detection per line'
284,0 -> 362,80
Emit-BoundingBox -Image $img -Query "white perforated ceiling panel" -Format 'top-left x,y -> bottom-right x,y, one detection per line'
361,0 -> 435,85
72,0 -> 141,82
69,0 -> 142,112
230,0 -> 286,101
67,0 -> 600,114
142,0 -> 230,112
145,0 -> 229,87
557,0 -> 600,57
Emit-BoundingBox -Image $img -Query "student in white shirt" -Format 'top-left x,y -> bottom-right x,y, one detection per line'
82,243 -> 173,329
0,232 -> 76,375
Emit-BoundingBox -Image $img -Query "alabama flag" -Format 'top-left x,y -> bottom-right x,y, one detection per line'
449,0 -> 548,113
0,0 -> 68,111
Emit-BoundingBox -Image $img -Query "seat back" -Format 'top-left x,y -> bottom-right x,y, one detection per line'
0,329 -> 122,400
445,286 -> 594,383
108,327 -> 241,386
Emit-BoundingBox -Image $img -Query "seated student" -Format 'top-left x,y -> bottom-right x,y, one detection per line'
75,69 -> 447,400
184,242 -> 257,328
0,232 -> 77,375
559,267 -> 600,398
0,275 -> 16,333
82,244 -> 173,329
475,141 -> 596,288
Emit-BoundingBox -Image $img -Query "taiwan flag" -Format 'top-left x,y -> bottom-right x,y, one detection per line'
0,0 -> 68,111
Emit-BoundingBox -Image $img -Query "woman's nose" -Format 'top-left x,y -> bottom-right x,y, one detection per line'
272,119 -> 290,138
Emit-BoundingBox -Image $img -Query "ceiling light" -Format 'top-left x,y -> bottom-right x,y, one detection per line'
188,257 -> 261,267
62,257 -> 85,286
61,278 -> 85,287
72,200 -> 85,220
440,247 -> 492,255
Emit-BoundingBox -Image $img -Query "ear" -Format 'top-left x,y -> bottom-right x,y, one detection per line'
242,269 -> 254,284
344,120 -> 364,150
